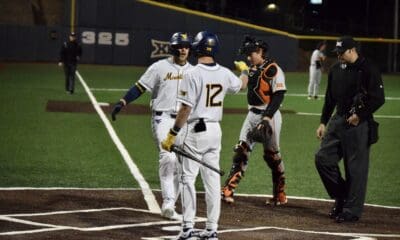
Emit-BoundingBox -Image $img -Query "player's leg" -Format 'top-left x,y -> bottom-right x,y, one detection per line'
179,133 -> 201,231
338,120 -> 369,221
199,122 -> 221,235
313,69 -> 322,99
222,111 -> 258,203
307,66 -> 315,99
69,64 -> 77,94
151,113 -> 180,219
315,115 -> 345,218
63,65 -> 69,92
263,111 -> 287,205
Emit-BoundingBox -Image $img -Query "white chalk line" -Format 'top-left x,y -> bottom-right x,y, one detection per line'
76,71 -> 161,214
90,88 -> 400,101
1,187 -> 399,209
0,207 -> 206,236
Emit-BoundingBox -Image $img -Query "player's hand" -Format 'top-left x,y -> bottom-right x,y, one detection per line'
346,113 -> 360,126
111,101 -> 124,121
316,123 -> 326,140
234,61 -> 249,72
161,130 -> 177,152
58,62 -> 63,67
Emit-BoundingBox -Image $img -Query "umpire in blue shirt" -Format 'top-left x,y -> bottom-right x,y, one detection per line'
315,36 -> 385,223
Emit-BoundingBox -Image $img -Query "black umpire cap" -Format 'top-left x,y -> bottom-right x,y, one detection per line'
332,36 -> 357,54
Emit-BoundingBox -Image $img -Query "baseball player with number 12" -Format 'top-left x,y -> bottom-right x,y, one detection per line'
161,31 -> 247,240
111,32 -> 193,220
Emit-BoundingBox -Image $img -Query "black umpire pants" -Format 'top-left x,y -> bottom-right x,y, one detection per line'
63,64 -> 77,93
315,114 -> 370,218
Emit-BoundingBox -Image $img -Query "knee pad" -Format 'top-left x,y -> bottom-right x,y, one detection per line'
232,141 -> 250,173
263,150 -> 281,170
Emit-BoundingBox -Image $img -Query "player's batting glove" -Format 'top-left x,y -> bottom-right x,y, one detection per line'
234,61 -> 249,75
161,129 -> 177,152
111,100 -> 125,121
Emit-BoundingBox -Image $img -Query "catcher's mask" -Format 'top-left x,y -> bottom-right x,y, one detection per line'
169,32 -> 191,57
238,35 -> 269,56
191,31 -> 220,58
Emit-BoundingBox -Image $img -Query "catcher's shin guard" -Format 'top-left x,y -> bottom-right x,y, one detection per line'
264,151 -> 287,205
221,141 -> 249,203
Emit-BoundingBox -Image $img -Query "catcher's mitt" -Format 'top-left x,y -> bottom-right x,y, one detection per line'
247,120 -> 273,143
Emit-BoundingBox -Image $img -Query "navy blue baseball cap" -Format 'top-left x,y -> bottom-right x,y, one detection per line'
332,36 -> 357,54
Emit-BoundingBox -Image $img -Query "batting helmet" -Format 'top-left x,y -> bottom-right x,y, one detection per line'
191,31 -> 219,58
169,32 -> 191,56
238,35 -> 269,56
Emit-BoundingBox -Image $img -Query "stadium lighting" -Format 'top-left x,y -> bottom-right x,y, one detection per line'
310,0 -> 323,4
265,3 -> 279,12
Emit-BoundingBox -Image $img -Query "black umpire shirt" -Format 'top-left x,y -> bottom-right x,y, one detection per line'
320,57 -> 385,125
59,40 -> 82,65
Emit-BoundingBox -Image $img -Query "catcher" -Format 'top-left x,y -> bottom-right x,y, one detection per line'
221,36 -> 288,205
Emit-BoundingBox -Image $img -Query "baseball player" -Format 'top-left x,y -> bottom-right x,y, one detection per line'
111,32 -> 193,220
308,41 -> 327,100
161,31 -> 246,240
221,36 -> 288,206
58,32 -> 82,94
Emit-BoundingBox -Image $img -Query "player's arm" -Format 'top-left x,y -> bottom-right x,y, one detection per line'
234,61 -> 249,89
111,82 -> 146,121
161,103 -> 192,152
262,90 -> 285,120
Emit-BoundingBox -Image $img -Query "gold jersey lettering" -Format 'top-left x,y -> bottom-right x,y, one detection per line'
164,72 -> 183,81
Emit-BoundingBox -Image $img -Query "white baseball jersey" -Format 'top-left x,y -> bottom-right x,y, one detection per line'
139,57 -> 194,217
175,63 -> 242,231
308,49 -> 325,97
178,63 -> 242,122
310,49 -> 325,67
138,57 -> 193,112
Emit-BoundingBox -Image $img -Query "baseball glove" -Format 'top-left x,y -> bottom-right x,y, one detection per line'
247,119 -> 273,143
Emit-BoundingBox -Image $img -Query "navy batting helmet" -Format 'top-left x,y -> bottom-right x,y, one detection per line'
169,32 -> 191,56
191,31 -> 219,58
238,35 -> 269,56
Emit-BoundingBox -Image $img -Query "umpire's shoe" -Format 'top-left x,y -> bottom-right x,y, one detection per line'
328,199 -> 344,219
199,229 -> 218,240
335,212 -> 359,223
176,228 -> 198,240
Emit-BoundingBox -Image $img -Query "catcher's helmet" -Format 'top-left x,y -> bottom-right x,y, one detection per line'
238,35 -> 269,56
169,32 -> 191,56
191,31 -> 219,58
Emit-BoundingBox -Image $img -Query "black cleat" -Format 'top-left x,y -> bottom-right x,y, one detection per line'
335,212 -> 359,223
328,199 -> 344,219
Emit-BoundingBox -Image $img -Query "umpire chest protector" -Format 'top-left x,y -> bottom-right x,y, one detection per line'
247,59 -> 276,106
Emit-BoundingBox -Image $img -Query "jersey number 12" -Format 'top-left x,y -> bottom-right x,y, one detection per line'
206,84 -> 222,107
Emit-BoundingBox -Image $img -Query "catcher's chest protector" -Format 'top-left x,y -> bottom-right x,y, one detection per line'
247,60 -> 275,105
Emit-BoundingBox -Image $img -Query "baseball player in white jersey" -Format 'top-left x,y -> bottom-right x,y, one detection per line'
111,32 -> 193,220
308,41 -> 327,100
221,36 -> 288,206
161,31 -> 246,240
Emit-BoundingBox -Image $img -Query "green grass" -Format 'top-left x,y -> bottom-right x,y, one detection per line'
1,63 -> 399,206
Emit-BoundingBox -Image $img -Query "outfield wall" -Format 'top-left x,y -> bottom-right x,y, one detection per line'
0,0 -> 298,71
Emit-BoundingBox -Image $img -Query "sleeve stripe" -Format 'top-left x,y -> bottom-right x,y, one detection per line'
177,98 -> 193,107
137,81 -> 150,92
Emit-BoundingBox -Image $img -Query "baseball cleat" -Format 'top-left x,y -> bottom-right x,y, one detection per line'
161,207 -> 181,220
198,229 -> 218,240
266,192 -> 287,206
221,195 -> 234,204
176,228 -> 198,240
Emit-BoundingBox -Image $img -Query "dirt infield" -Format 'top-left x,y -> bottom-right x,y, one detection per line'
0,189 -> 399,240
